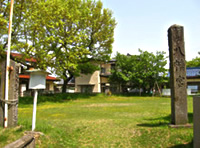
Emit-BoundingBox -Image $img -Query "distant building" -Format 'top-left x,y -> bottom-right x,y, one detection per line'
75,59 -> 117,93
55,78 -> 75,93
75,59 -> 200,94
166,67 -> 200,94
186,67 -> 200,93
1,52 -> 60,96
19,74 -> 59,97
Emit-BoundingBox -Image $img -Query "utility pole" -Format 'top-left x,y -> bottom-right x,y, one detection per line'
4,0 -> 15,128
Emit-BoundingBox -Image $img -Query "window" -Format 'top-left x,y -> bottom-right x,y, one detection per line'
81,85 -> 94,93
46,83 -> 50,91
111,64 -> 115,70
188,85 -> 198,93
101,67 -> 106,74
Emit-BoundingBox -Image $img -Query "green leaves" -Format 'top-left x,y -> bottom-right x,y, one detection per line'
110,50 -> 167,92
187,53 -> 200,67
1,0 -> 116,92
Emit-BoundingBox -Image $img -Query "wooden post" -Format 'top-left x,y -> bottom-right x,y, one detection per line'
193,96 -> 200,148
4,135 -> 35,148
0,60 -> 6,127
0,59 -> 19,127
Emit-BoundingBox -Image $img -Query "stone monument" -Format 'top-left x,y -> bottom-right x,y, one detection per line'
168,25 -> 188,125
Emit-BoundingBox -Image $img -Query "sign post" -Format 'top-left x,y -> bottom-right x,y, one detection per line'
27,69 -> 48,131
32,89 -> 38,131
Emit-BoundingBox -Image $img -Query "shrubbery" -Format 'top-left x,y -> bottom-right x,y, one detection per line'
19,93 -> 99,104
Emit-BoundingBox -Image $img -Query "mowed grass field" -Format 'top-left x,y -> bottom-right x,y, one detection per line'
0,94 -> 193,147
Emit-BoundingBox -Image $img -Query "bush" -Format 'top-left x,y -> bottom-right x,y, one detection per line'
106,90 -> 112,96
19,93 -> 99,104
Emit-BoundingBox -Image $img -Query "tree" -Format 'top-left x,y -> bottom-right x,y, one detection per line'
0,0 -> 30,58
137,49 -> 167,93
1,0 -> 116,92
0,1 -> 7,45
110,49 -> 167,94
109,53 -> 134,92
187,52 -> 200,67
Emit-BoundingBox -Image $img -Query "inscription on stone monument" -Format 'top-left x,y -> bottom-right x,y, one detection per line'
168,25 -> 188,125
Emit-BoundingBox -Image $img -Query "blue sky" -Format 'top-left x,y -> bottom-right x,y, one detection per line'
101,0 -> 200,63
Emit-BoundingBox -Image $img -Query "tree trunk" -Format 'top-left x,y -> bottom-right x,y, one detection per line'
139,86 -> 141,96
139,88 -> 141,96
62,79 -> 68,93
143,87 -> 146,94
61,71 -> 73,93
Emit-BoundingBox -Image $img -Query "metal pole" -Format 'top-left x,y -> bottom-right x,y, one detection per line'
4,0 -> 15,128
32,90 -> 38,131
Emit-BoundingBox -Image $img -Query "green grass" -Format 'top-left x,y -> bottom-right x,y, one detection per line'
0,94 -> 193,147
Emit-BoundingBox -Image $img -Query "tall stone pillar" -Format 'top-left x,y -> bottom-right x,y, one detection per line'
168,25 -> 188,125
0,59 -> 19,127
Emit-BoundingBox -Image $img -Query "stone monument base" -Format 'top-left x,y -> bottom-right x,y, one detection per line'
168,124 -> 192,128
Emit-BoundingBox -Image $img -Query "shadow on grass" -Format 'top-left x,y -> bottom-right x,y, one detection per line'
112,92 -> 154,97
137,122 -> 169,127
169,140 -> 193,148
137,113 -> 193,127
19,93 -> 101,105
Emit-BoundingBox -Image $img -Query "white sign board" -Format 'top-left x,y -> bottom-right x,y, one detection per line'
29,71 -> 47,89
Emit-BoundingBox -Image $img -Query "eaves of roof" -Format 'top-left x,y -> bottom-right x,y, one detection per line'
19,74 -> 60,81
11,52 -> 37,62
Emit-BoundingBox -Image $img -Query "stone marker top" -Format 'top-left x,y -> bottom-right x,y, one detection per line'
169,24 -> 183,28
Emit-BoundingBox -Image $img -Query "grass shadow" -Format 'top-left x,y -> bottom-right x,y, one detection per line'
188,113 -> 193,124
137,113 -> 193,128
169,140 -> 193,148
112,92 -> 154,97
137,122 -> 169,127
137,115 -> 170,127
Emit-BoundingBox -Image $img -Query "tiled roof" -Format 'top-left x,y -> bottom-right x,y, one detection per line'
11,52 -> 37,62
167,67 -> 200,77
186,67 -> 200,77
19,74 -> 60,81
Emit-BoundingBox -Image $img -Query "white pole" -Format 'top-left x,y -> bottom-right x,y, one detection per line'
4,0 -> 15,128
32,90 -> 38,131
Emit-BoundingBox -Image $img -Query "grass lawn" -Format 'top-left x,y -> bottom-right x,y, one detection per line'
0,94 -> 193,147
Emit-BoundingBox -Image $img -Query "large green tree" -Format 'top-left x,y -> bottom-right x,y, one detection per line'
110,49 -> 167,94
1,0 -> 116,92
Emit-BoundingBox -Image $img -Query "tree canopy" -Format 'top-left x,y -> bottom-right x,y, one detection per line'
0,0 -> 116,92
110,49 -> 167,94
187,52 -> 200,67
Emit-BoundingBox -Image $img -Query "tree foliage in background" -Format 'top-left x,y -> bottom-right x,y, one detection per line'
0,0 -> 116,92
0,0 -> 27,54
187,52 -> 200,67
110,49 -> 167,94
0,1 -> 7,45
